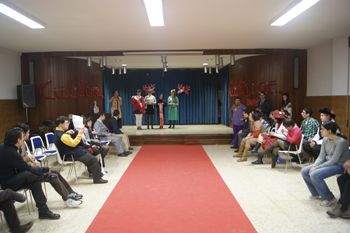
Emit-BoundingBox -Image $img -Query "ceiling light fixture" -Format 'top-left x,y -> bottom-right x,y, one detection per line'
102,56 -> 107,67
143,0 -> 164,26
203,63 -> 208,73
270,0 -> 320,26
215,55 -> 220,65
230,55 -> 235,66
0,0 -> 45,29
119,67 -> 122,75
99,59 -> 103,68
87,57 -> 92,67
216,65 -> 219,73
122,64 -> 127,74
220,57 -> 224,67
209,66 -> 212,74
112,67 -> 115,75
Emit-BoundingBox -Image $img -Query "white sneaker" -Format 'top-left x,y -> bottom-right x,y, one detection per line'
64,198 -> 83,207
309,195 -> 321,199
320,198 -> 337,207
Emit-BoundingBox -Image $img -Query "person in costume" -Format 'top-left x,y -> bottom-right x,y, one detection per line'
167,89 -> 179,128
156,94 -> 167,129
249,110 -> 288,164
144,89 -> 157,129
131,89 -> 145,130
109,90 -> 122,129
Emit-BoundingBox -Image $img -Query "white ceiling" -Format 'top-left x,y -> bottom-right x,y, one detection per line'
1,0 -> 350,68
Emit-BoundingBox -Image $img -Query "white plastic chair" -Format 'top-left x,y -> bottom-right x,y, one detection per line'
56,150 -> 79,186
278,134 -> 304,173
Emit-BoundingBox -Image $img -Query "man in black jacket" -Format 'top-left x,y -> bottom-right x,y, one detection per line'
256,91 -> 271,120
0,127 -> 60,220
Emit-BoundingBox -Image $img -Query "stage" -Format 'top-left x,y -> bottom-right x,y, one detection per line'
119,124 -> 233,146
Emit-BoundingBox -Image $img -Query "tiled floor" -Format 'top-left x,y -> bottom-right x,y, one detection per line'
4,130 -> 350,232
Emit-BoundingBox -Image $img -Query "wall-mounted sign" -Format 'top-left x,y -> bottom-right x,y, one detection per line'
39,78 -> 104,100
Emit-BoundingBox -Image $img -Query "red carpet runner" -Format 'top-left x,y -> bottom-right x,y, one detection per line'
86,145 -> 256,233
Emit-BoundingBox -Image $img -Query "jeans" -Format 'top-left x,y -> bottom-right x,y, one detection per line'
232,125 -> 243,145
301,163 -> 344,201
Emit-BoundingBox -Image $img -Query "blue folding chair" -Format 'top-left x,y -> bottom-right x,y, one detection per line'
30,136 -> 56,166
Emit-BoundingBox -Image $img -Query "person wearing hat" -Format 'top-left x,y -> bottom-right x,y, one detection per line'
250,110 -> 288,164
258,118 -> 302,168
144,89 -> 157,129
131,89 -> 145,130
302,108 -> 336,161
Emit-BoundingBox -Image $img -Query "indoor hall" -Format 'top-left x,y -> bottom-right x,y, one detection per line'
1,0 -> 350,232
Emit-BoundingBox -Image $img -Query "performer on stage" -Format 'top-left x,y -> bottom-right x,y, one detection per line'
109,90 -> 123,129
131,89 -> 145,130
144,89 -> 157,129
156,94 -> 167,129
168,89 -> 179,128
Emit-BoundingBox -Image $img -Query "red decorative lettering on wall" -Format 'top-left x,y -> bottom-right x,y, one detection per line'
39,79 -> 104,100
229,79 -> 278,97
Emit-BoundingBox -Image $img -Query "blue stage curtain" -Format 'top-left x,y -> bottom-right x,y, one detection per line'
103,69 -> 218,125
221,65 -> 230,126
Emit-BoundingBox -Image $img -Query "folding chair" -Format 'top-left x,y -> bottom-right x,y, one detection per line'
30,136 -> 56,166
277,134 -> 304,173
44,133 -> 58,154
56,150 -> 79,186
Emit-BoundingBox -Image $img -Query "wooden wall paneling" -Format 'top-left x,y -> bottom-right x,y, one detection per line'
0,100 -> 26,142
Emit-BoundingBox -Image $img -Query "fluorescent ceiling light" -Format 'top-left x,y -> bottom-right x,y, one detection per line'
270,0 -> 320,26
0,0 -> 45,29
143,0 -> 164,26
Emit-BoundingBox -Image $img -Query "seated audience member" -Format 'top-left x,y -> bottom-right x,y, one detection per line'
16,123 -> 83,207
250,110 -> 288,164
0,188 -> 33,233
302,108 -> 335,161
298,107 -> 320,164
301,122 -> 348,207
260,112 -> 270,132
108,110 -> 133,151
232,109 -> 251,150
53,116 -> 107,184
68,113 -> 84,130
0,127 -> 60,219
258,118 -> 302,168
83,117 -> 110,168
327,159 -> 350,218
233,111 -> 266,162
94,112 -> 131,157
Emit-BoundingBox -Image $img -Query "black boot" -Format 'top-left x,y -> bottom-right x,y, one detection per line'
248,142 -> 261,154
173,121 -> 175,129
258,145 -> 274,155
168,121 -> 172,128
271,155 -> 278,168
151,117 -> 154,129
146,116 -> 149,129
252,154 -> 263,164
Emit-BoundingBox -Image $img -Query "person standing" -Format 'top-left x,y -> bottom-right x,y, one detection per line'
230,97 -> 246,148
131,89 -> 145,130
281,93 -> 292,118
144,89 -> 157,129
256,91 -> 271,120
156,94 -> 167,129
168,89 -> 179,128
109,90 -> 123,129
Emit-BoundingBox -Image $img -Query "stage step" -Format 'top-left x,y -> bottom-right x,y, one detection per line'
129,134 -> 233,146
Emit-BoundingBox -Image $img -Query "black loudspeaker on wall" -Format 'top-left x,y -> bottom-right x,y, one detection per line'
17,85 -> 36,108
